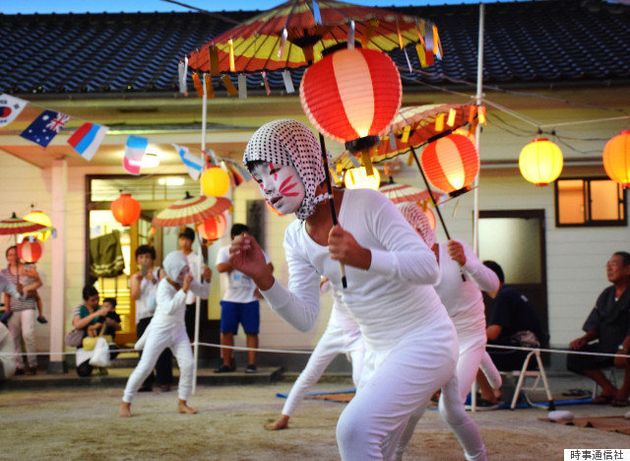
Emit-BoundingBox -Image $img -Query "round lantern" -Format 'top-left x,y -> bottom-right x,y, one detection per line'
421,133 -> 479,195
197,214 -> 227,242
300,48 -> 402,152
602,130 -> 630,188
17,239 -> 43,263
111,193 -> 141,226
518,138 -> 563,186
22,209 -> 52,241
344,167 -> 381,190
201,167 -> 230,197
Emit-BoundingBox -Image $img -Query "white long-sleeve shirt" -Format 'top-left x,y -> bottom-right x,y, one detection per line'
262,188 -> 449,351
433,242 -> 499,331
151,278 -> 209,328
135,267 -> 161,323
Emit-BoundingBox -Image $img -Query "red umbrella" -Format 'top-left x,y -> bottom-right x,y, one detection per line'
0,213 -> 48,284
187,0 -> 441,73
152,193 -> 232,228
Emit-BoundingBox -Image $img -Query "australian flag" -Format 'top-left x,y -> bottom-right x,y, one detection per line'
20,110 -> 70,147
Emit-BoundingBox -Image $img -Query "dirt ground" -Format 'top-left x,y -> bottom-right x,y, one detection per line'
1,381 -> 629,461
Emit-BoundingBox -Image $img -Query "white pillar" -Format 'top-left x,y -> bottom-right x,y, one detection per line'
47,158 -> 67,373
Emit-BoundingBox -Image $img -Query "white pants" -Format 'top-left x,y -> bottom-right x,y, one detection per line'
123,323 -> 192,403
336,320 -> 458,461
283,326 -> 364,417
8,309 -> 37,369
395,374 -> 487,461
455,327 -> 489,401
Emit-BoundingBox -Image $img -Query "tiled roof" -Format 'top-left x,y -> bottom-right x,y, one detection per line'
0,0 -> 628,95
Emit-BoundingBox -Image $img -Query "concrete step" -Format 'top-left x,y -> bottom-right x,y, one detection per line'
0,366 -> 285,391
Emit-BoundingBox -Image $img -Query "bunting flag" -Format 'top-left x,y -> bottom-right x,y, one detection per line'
20,109 -> 70,147
174,144 -> 203,180
0,93 -> 27,128
67,122 -> 109,161
123,135 -> 148,175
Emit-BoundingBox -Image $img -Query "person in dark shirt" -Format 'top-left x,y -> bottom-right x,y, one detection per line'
477,260 -> 545,404
567,251 -> 630,406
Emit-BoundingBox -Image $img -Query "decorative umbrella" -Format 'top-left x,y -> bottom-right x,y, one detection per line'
0,213 -> 48,285
152,193 -> 232,228
187,0 -> 441,74
379,181 -> 435,206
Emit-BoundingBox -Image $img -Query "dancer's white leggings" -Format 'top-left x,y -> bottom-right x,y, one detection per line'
456,326 -> 492,401
283,325 -> 364,417
123,324 -> 192,403
8,309 -> 37,369
336,319 -> 458,461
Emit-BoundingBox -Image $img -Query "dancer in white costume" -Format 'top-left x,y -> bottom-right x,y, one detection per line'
229,120 -> 485,461
119,251 -> 209,417
266,282 -> 364,431
400,203 -> 502,400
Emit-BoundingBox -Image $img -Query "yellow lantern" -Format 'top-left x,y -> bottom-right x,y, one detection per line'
344,167 -> 381,190
201,166 -> 230,197
518,138 -> 563,186
22,209 -> 52,241
602,130 -> 630,188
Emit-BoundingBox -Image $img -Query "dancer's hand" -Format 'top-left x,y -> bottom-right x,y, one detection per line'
182,273 -> 193,293
328,225 -> 371,270
230,234 -> 273,290
569,336 -> 588,350
202,266 -> 212,283
447,240 -> 466,266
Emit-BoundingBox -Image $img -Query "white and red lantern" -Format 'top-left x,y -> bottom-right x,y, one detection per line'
197,213 -> 227,242
299,48 -> 402,154
17,239 -> 43,263
602,130 -> 630,188
111,193 -> 141,226
421,133 -> 479,195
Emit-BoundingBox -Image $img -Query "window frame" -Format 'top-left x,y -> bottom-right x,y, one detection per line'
554,176 -> 627,228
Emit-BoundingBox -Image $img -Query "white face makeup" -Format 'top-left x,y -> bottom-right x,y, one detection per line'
176,265 -> 190,284
251,162 -> 306,215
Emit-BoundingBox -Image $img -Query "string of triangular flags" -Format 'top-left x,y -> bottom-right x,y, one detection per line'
0,93 -> 250,185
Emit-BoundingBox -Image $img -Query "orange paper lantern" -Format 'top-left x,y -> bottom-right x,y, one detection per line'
111,193 -> 141,226
197,214 -> 227,242
518,138 -> 563,186
603,130 -> 630,188
18,239 -> 43,263
300,48 -> 402,152
421,133 -> 479,195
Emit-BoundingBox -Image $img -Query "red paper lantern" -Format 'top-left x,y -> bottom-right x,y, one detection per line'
197,214 -> 227,242
300,48 -> 402,151
18,239 -> 43,263
111,193 -> 141,226
603,130 -> 630,188
421,133 -> 479,195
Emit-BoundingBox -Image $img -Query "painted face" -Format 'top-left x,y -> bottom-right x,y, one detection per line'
177,265 -> 190,284
251,162 -> 305,215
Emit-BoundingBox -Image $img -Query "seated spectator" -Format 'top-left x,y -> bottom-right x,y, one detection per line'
72,286 -> 110,377
100,297 -> 121,338
477,260 -> 545,404
567,251 -> 630,406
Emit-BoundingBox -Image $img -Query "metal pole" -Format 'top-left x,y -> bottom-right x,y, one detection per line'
472,3 -> 485,254
192,73 -> 208,395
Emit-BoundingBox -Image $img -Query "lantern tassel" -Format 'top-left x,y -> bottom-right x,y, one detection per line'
228,39 -> 236,73
237,74 -> 247,99
278,27 -> 288,59
221,75 -> 238,97
282,70 -> 295,94
192,72 -> 203,97
209,45 -> 220,76
447,108 -> 457,127
389,126 -> 397,150
347,20 -> 355,50
435,113 -> 445,132
401,125 -> 411,144
403,48 -> 413,73
261,71 -> 271,96
361,150 -> 374,176
203,74 -> 215,99
318,133 -> 347,289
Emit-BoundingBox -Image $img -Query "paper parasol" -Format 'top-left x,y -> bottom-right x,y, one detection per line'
152,193 -> 232,227
0,213 -> 48,236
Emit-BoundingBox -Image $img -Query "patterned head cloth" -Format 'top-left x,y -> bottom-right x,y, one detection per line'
162,250 -> 189,282
399,203 -> 436,249
244,119 -> 329,220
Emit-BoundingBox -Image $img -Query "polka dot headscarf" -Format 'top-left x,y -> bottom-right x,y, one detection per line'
399,203 -> 436,249
244,119 -> 330,220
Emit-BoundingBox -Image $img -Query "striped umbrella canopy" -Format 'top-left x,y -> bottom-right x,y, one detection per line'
379,181 -> 431,206
153,193 -> 232,227
0,213 -> 47,236
337,103 -> 480,168
187,0 -> 441,73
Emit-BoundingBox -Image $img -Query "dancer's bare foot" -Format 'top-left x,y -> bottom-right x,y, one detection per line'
119,401 -> 132,417
265,415 -> 290,431
178,399 -> 198,414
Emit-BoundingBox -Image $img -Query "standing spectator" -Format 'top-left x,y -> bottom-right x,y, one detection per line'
477,260 -> 545,404
2,246 -> 42,375
130,245 -> 173,392
567,251 -> 630,406
177,227 -> 211,342
216,224 -> 272,373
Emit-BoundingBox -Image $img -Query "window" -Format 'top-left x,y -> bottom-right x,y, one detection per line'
555,177 -> 627,227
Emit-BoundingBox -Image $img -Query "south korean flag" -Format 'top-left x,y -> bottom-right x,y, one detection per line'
0,94 -> 27,128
